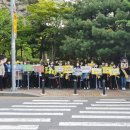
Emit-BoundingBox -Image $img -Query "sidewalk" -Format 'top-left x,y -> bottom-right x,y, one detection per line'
1,88 -> 130,97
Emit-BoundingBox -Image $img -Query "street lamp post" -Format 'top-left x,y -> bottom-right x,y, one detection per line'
11,0 -> 16,91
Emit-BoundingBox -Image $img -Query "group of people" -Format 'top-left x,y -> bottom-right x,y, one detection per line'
0,56 -> 130,91
43,60 -> 130,90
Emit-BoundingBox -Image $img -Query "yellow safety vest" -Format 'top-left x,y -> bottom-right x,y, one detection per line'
121,69 -> 129,79
45,67 -> 48,74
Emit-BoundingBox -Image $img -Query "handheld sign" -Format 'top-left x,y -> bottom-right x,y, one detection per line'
33,65 -> 44,73
87,63 -> 95,67
23,64 -> 34,72
73,68 -> 82,76
16,64 -> 23,71
92,68 -> 102,75
63,66 -> 74,74
55,66 -> 64,73
109,68 -> 120,76
81,66 -> 92,73
102,67 -> 112,74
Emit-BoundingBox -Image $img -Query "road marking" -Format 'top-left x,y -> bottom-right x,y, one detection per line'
0,125 -> 39,130
32,100 -> 69,102
96,101 -> 130,104
23,102 -> 83,105
0,108 -> 70,111
0,118 -> 51,122
80,111 -> 130,114
86,107 -> 130,110
72,115 -> 130,119
59,122 -> 130,127
99,99 -> 126,101
0,112 -> 63,116
73,100 -> 88,102
91,104 -> 130,106
12,105 -> 77,108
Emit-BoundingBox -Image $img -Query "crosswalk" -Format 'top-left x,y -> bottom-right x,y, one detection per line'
59,98 -> 130,130
1,98 -> 130,130
0,99 -> 85,130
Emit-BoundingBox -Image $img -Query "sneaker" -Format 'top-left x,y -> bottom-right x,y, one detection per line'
107,87 -> 109,90
122,88 -> 126,90
84,87 -> 86,90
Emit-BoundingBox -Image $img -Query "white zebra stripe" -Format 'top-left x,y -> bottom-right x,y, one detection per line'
86,107 -> 130,110
23,102 -> 83,105
73,100 -> 88,102
99,99 -> 126,101
72,115 -> 130,119
12,105 -> 77,108
0,112 -> 63,116
32,100 -> 69,102
91,104 -> 130,107
0,118 -> 51,122
0,125 -> 39,130
0,108 -> 70,112
59,122 -> 130,127
80,111 -> 130,114
96,101 -> 130,104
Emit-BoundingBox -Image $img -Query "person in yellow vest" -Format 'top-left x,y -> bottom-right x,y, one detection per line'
49,62 -> 59,89
119,64 -> 129,90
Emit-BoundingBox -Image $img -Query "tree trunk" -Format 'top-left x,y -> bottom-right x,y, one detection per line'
51,43 -> 54,62
20,46 -> 23,61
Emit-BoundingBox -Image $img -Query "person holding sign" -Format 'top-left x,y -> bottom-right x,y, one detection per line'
63,61 -> 73,88
109,64 -> 120,90
119,61 -> 129,90
102,62 -> 111,90
91,64 -> 102,89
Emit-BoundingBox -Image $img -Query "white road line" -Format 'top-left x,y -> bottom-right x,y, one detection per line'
0,118 -> 51,122
0,112 -> 63,116
73,100 -> 88,102
12,105 -> 77,108
23,102 -> 83,105
0,125 -> 39,130
91,104 -> 130,106
80,111 -> 130,114
86,107 -> 130,110
59,122 -> 130,127
99,99 -> 126,101
96,101 -> 130,104
72,115 -> 130,119
0,108 -> 71,111
32,100 -> 69,102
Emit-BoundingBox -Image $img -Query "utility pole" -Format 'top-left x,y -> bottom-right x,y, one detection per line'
11,0 -> 16,91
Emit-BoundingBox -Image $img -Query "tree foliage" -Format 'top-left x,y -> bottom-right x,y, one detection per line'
60,0 -> 130,62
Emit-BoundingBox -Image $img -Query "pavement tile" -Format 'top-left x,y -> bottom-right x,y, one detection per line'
1,88 -> 130,97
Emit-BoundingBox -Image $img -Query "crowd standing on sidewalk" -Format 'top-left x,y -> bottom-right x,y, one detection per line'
0,55 -> 130,91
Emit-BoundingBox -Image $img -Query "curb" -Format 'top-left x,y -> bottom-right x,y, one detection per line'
0,92 -> 39,97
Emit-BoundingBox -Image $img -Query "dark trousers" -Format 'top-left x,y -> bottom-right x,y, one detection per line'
7,72 -> 11,88
0,76 -> 3,91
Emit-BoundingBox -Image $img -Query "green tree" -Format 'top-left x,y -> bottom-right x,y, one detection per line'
61,0 -> 130,62
0,8 -> 11,58
27,0 -> 72,61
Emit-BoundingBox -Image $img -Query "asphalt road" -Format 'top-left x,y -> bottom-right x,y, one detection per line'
0,97 -> 130,130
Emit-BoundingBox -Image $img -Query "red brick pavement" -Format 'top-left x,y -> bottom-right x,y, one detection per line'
15,88 -> 130,97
